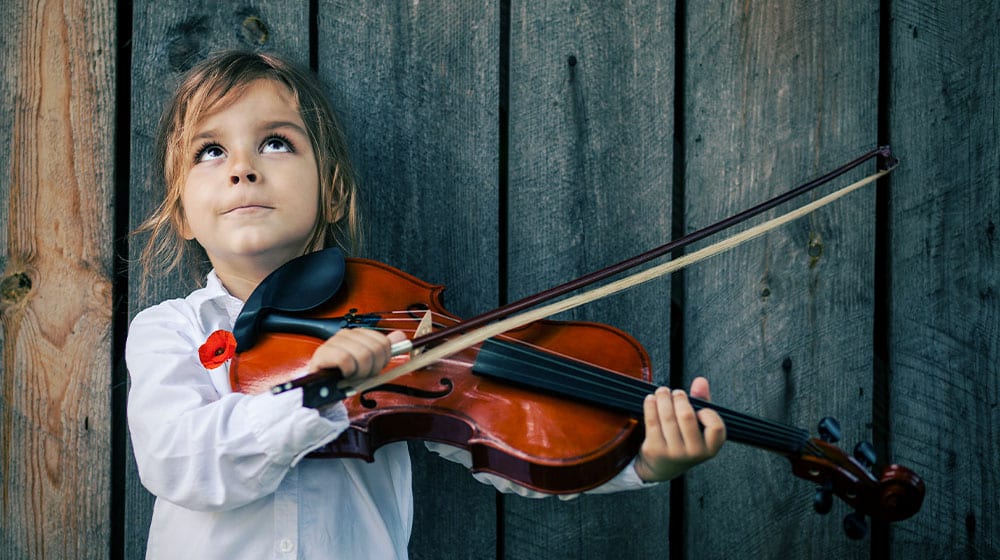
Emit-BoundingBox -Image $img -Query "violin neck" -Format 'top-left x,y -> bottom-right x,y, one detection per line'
474,339 -> 809,456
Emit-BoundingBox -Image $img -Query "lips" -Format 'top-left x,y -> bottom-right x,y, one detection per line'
223,203 -> 274,215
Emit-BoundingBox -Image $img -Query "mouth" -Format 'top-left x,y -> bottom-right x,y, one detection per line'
224,204 -> 274,215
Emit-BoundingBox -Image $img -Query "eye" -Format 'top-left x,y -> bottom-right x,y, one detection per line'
261,134 -> 295,154
194,143 -> 225,163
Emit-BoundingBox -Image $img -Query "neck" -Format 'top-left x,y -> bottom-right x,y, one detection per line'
473,338 -> 810,455
212,253 -> 298,301
214,270 -> 263,302
208,243 -> 319,301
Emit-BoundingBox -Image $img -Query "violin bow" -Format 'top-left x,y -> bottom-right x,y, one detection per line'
276,145 -> 896,399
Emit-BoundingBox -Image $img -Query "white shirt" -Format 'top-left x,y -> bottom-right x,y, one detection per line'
126,271 -> 653,560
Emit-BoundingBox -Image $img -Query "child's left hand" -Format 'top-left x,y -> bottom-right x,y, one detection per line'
632,376 -> 726,482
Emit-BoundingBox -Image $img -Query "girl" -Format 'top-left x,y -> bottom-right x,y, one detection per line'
127,50 -> 726,560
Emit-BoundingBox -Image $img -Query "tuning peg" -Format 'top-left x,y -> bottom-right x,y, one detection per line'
813,481 -> 833,514
843,511 -> 868,540
817,417 -> 842,443
853,441 -> 876,469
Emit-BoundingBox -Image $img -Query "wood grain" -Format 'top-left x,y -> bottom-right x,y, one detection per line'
0,1 -> 116,558
318,2 -> 501,557
0,1 -> 993,557
887,1 -> 999,556
682,1 -> 878,557
504,1 -> 674,557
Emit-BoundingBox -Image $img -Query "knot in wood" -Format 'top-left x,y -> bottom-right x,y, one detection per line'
241,16 -> 269,45
1,272 -> 32,304
808,231 -> 824,268
166,17 -> 209,72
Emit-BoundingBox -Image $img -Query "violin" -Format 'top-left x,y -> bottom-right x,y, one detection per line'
227,146 -> 924,537
229,251 -> 923,528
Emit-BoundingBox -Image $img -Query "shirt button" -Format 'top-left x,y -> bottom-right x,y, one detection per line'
279,539 -> 295,553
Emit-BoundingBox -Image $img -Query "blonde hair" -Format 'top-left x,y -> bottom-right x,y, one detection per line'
135,50 -> 361,289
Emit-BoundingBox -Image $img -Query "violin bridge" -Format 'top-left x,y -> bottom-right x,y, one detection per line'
411,310 -> 434,357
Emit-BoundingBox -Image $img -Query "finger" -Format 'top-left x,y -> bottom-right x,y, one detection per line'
655,387 -> 684,451
337,329 -> 394,377
671,389 -> 707,454
689,376 -> 711,401
387,330 -> 408,345
307,329 -> 391,377
306,341 -> 357,376
642,391 -> 664,445
349,328 -> 395,363
697,408 -> 727,455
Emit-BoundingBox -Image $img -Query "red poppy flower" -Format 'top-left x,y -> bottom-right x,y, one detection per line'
198,330 -> 237,369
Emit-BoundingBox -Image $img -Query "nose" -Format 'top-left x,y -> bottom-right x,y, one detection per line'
228,151 -> 259,185
230,171 -> 257,185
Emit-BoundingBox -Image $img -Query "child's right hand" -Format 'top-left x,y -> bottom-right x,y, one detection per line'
305,329 -> 408,381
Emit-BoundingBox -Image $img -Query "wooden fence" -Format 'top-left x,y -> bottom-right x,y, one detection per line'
1,1 -> 996,558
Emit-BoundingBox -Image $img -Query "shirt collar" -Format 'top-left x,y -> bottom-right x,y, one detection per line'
189,270 -> 245,331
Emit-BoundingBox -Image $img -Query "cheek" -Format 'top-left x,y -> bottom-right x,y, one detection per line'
177,200 -> 200,241
178,178 -> 208,239
180,165 -> 219,209
298,165 -> 323,219
302,188 -> 322,228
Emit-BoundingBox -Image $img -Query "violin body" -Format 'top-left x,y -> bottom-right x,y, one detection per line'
231,258 -> 651,493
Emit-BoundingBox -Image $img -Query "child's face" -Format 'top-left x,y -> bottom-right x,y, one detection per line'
180,79 -> 320,278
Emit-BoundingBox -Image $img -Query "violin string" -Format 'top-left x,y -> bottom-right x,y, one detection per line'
368,311 -> 457,331
358,310 -> 810,452
486,335 -> 811,450
473,339 -> 809,453
356,311 -> 804,449
474,343 -> 805,453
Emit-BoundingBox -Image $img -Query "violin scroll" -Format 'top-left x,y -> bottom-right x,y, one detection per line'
788,419 -> 925,538
876,464 -> 927,522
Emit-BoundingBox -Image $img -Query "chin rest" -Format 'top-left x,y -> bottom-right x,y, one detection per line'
234,247 -> 346,351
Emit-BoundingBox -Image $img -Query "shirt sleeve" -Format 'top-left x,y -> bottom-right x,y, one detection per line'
424,442 -> 657,500
126,303 -> 348,512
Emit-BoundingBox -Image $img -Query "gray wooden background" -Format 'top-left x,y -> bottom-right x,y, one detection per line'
2,1 -> 997,558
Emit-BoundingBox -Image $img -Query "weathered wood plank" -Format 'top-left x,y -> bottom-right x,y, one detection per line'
505,1 -> 674,557
318,2 -> 501,558
0,1 -> 117,558
126,3 -> 308,557
110,3 -> 997,559
682,1 -> 879,557
887,1 -> 999,557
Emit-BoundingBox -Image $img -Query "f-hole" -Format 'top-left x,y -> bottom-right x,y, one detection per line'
359,377 -> 454,408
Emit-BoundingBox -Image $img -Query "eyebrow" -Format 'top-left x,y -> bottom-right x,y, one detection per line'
191,120 -> 309,141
